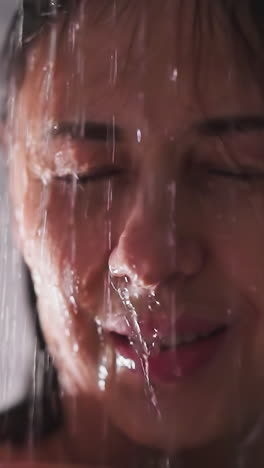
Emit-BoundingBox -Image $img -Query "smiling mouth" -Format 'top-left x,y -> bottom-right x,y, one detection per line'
108,323 -> 230,381
160,325 -> 228,349
110,325 -> 228,351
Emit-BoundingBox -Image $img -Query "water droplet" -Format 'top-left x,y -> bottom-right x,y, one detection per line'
170,67 -> 178,81
116,354 -> 136,371
73,343 -> 79,353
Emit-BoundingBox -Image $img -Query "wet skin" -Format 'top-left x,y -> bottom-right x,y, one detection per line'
7,0 -> 264,466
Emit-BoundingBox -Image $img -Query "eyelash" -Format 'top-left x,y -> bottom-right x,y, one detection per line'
55,164 -> 264,187
207,168 -> 264,182
56,166 -> 126,184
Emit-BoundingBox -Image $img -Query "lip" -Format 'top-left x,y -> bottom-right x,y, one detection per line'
103,314 -> 233,382
102,314 -> 232,343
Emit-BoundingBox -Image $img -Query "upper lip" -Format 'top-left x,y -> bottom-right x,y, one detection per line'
100,313 -> 232,345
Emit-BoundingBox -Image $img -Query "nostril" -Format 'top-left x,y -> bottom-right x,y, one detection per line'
110,274 -> 130,295
109,248 -> 141,289
108,248 -> 128,277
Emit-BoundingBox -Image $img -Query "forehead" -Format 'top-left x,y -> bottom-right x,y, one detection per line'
19,0 -> 264,138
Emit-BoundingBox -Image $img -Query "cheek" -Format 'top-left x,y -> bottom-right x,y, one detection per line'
202,196 -> 264,410
198,187 -> 264,319
19,178 -> 134,394
200,185 -> 264,263
21,179 -> 128,306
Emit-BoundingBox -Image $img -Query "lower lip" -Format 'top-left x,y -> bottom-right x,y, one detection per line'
111,328 -> 229,382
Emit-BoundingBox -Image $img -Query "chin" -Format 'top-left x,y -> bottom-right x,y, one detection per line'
108,410 -> 225,454
102,380 -> 236,454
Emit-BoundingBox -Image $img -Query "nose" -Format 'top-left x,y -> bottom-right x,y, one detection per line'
109,181 -> 205,291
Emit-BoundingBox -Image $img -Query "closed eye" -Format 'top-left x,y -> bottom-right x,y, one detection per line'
208,168 -> 264,182
55,166 -> 127,184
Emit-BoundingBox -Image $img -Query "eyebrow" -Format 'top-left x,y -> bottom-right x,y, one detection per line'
51,121 -> 124,142
196,115 -> 264,136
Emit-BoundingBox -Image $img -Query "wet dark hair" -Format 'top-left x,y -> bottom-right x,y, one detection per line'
0,0 -> 71,119
2,0 -> 264,121
3,1 -> 264,79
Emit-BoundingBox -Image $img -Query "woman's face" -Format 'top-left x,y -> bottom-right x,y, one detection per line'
8,0 -> 264,453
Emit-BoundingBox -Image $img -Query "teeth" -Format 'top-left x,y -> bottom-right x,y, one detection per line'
162,331 -> 212,348
176,333 -> 204,346
128,327 -> 226,351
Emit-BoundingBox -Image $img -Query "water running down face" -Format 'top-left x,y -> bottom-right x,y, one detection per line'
7,0 -> 264,456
